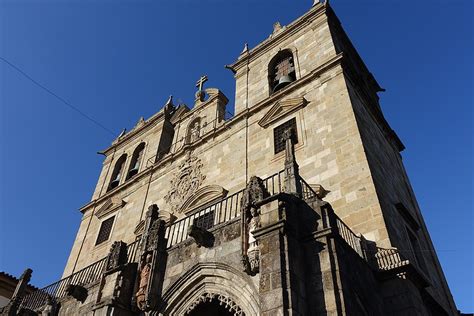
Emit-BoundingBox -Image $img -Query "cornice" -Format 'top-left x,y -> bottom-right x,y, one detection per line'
228,3 -> 327,72
101,110 -> 166,155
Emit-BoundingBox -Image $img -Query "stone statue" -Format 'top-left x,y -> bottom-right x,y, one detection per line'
132,204 -> 168,312
135,253 -> 152,311
241,176 -> 269,275
190,121 -> 200,143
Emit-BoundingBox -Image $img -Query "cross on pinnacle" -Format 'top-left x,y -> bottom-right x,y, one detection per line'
196,75 -> 208,91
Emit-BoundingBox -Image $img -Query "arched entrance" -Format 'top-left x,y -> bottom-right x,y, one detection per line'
161,262 -> 259,315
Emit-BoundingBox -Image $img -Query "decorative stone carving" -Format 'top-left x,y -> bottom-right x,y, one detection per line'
164,151 -> 206,213
135,253 -> 152,311
65,285 -> 88,303
179,185 -> 228,214
105,241 -> 128,273
188,225 -> 214,248
95,197 -> 126,219
241,176 -> 269,275
258,97 -> 307,128
184,292 -> 244,316
133,204 -> 167,312
310,184 -> 330,199
189,120 -> 200,143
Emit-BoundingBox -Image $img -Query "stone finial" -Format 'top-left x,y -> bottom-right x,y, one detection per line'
240,43 -> 249,55
118,128 -> 126,138
273,21 -> 282,34
105,241 -> 128,272
165,95 -> 173,108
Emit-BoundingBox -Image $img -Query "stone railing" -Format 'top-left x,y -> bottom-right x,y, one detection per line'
374,247 -> 410,271
165,169 -> 319,248
321,206 -> 411,273
20,240 -> 140,311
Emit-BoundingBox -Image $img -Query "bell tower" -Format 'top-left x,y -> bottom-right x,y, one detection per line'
227,1 -> 458,314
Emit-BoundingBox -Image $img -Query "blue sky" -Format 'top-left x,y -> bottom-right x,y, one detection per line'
0,0 -> 472,311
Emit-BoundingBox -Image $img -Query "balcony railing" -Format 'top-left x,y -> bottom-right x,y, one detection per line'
374,247 -> 410,271
165,189 -> 244,248
20,240 -> 140,311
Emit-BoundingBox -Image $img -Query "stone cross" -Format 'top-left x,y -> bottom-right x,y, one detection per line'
195,75 -> 208,91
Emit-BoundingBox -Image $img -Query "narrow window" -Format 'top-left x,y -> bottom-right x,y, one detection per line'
108,154 -> 127,191
273,118 -> 298,154
127,143 -> 145,180
96,216 -> 115,245
268,50 -> 296,94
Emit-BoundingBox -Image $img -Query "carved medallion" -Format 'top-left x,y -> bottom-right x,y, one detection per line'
164,151 -> 206,213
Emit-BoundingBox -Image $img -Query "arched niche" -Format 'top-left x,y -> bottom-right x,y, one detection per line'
178,185 -> 228,214
159,262 -> 259,315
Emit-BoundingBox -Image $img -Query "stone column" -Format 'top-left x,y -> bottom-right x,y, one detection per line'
253,196 -> 310,315
282,128 -> 302,198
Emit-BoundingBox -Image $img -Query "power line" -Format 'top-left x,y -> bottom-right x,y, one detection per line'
0,56 -> 116,136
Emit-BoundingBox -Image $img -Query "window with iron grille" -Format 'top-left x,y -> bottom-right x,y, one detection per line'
193,210 -> 215,230
273,118 -> 298,154
96,216 -> 115,245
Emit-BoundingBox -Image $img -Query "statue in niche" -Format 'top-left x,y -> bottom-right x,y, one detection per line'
135,253 -> 152,311
241,176 -> 269,275
189,120 -> 200,143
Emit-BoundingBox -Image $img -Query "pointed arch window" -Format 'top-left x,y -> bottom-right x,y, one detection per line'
126,142 -> 145,180
108,154 -> 127,191
268,50 -> 296,94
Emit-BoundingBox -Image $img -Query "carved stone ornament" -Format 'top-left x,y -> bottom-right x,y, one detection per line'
66,284 -> 88,303
188,225 -> 214,248
164,151 -> 206,213
133,204 -> 167,312
105,241 -> 128,272
184,292 -> 244,316
258,97 -> 307,128
95,197 -> 126,219
241,176 -> 269,275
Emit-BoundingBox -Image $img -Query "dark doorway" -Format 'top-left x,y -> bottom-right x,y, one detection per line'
188,298 -> 237,316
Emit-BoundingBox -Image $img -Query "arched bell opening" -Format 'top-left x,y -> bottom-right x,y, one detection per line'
107,154 -> 127,191
126,142 -> 145,180
268,49 -> 297,94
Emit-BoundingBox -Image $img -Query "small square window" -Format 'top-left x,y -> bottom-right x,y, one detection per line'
273,118 -> 298,154
96,216 -> 115,245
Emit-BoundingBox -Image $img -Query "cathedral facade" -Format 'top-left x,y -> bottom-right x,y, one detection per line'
6,2 -> 458,315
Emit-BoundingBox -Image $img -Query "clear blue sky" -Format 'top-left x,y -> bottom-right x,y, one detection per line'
0,0 -> 472,311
